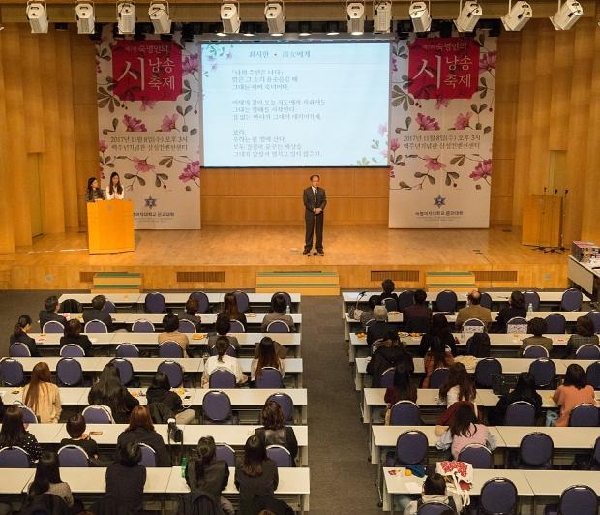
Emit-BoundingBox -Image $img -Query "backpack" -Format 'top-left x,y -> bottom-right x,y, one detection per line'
176,490 -> 225,515
61,299 -> 82,314
148,402 -> 174,424
252,495 -> 295,515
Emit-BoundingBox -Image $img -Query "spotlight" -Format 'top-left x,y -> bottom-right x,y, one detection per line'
221,1 -> 240,34
149,1 -> 171,34
501,0 -> 532,31
346,1 -> 365,35
75,1 -> 95,34
265,0 -> 285,35
409,1 -> 432,32
26,0 -> 48,34
454,0 -> 482,32
373,0 -> 392,33
550,0 -> 583,30
116,1 -> 135,34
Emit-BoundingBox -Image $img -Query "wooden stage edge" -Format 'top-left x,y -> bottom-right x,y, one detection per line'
0,225 -> 570,290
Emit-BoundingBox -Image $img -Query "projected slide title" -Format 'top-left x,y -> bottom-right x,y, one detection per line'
200,42 -> 391,167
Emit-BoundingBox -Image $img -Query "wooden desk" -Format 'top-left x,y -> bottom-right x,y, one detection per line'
525,470 -> 600,514
58,293 -> 143,307
0,469 -> 35,495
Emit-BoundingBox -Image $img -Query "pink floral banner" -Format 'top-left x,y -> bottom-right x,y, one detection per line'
388,34 -> 496,228
96,29 -> 201,229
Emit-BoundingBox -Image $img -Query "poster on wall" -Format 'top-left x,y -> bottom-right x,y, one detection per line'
388,34 -> 496,228
96,30 -> 201,229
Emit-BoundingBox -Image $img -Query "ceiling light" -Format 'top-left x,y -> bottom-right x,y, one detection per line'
409,1 -> 432,32
149,1 -> 171,34
373,1 -> 392,33
550,0 -> 583,30
454,0 -> 482,32
26,0 -> 48,34
265,1 -> 285,35
347,1 -> 365,35
221,1 -> 240,34
75,1 -> 95,34
117,1 -> 135,34
501,0 -> 532,31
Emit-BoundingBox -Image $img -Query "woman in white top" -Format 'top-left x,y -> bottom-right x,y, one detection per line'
437,362 -> 476,407
105,171 -> 125,199
202,336 -> 247,388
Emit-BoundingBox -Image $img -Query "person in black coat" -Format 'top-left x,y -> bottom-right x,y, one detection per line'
367,331 -> 414,387
82,294 -> 114,332
255,401 -> 298,465
10,314 -> 41,357
105,441 -> 146,515
39,295 -> 67,331
60,318 -> 93,356
88,362 -> 138,423
146,371 -> 196,425
488,372 -> 542,425
419,314 -> 458,356
494,290 -> 527,333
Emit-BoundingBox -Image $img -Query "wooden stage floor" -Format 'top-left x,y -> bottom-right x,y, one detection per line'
0,225 -> 569,290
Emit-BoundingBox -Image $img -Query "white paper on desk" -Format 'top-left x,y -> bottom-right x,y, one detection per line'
406,482 -> 422,494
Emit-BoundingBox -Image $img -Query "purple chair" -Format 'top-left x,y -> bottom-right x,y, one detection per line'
505,401 -> 536,426
568,404 -> 599,427
233,290 -> 250,313
0,446 -> 30,467
215,443 -> 235,466
378,367 -> 396,389
522,345 -> 549,358
159,340 -> 184,358
586,311 -> 600,334
255,367 -> 284,388
519,432 -> 553,469
9,343 -> 31,357
158,360 -> 184,388
397,290 -> 415,312
478,478 -> 518,515
208,369 -> 236,389
84,319 -> 107,333
190,291 -> 210,314
523,291 -> 541,311
178,319 -> 197,334
575,344 -> 600,359
102,300 -> 116,314
115,343 -> 140,358
56,358 -> 84,386
17,404 -> 38,424
545,313 -> 566,334
60,344 -> 85,357
382,297 -> 399,313
228,319 -> 245,333
428,368 -> 450,389
458,443 -> 493,468
144,292 -> 166,314
0,358 -> 25,386
388,401 -> 420,426
479,292 -> 493,310
266,444 -> 292,467
417,502 -> 455,515
109,357 -> 134,385
506,317 -> 528,334
385,430 -> 428,467
545,485 -> 598,515
585,361 -> 600,389
138,443 -> 157,467
528,358 -> 555,389
266,320 -> 290,333
202,390 -> 238,424
82,405 -> 115,424
58,445 -> 89,467
266,392 -> 294,425
474,357 -> 502,389
560,288 -> 583,312
43,320 -> 65,333
435,290 -> 458,313
132,319 -> 155,333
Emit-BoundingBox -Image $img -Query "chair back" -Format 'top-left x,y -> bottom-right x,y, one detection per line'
545,313 -> 566,334
435,290 -> 458,313
568,404 -> 599,427
528,358 -> 556,389
138,442 -> 157,466
575,345 -> 600,359
209,344 -> 237,357
590,436 -> 600,470
389,401 -> 420,426
417,502 -> 455,515
458,443 -> 493,468
266,392 -> 294,424
506,317 -> 528,334
109,357 -> 134,385
394,430 -> 428,465
266,444 -> 292,467
378,367 -> 396,388
504,401 -> 536,426
9,342 -> 31,357
190,291 -> 210,314
479,292 -> 493,310
0,358 -> 25,386
479,478 -> 518,515
58,445 -> 89,467
157,360 -> 184,388
60,344 -> 85,357
233,290 -> 250,313
0,446 -> 30,467
228,319 -> 245,333
202,390 -> 234,424
17,404 -> 39,424
266,320 -> 290,333
145,292 -> 166,313
558,485 -> 598,515
132,319 -> 155,333
102,300 -> 116,313
523,291 -> 541,311
585,361 -> 600,389
115,343 -> 140,358
84,319 -> 108,333
397,290 -> 415,311
255,367 -> 284,388
428,368 -> 450,389
586,311 -> 600,334
474,357 -> 502,388
519,432 -> 553,468
82,405 -> 115,424
463,318 -> 485,334
43,320 -> 65,333
560,288 -> 583,311
56,358 -> 83,386
215,443 -> 236,466
522,345 -> 549,358
159,340 -> 184,358
209,369 -> 237,388
178,319 -> 197,334
406,316 -> 431,333
382,297 -> 399,313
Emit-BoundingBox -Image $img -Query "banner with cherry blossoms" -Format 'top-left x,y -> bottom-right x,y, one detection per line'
388,34 -> 496,228
96,30 -> 201,229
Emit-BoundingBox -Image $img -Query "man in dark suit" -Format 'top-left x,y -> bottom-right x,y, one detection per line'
303,174 -> 327,255
39,295 -> 67,331
82,294 -> 114,331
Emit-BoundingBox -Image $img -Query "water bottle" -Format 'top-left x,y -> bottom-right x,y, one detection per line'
285,304 -> 290,315
428,301 -> 433,311
527,303 -> 533,314
181,456 -> 187,478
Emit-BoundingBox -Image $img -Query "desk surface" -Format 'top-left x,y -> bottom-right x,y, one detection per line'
524,469 -> 600,497
495,426 -> 600,449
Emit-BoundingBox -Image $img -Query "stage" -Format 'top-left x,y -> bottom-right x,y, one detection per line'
0,225 -> 569,291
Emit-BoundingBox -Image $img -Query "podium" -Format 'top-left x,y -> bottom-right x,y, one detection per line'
87,200 -> 135,254
521,195 -> 562,248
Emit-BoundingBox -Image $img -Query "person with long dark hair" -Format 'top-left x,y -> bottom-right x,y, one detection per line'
116,405 -> 170,466
88,362 -> 138,423
251,337 -> 285,382
255,401 -> 298,464
489,372 -> 542,425
495,290 -> 526,332
384,363 -> 418,407
446,403 -> 494,459
85,176 -> 105,202
105,441 -> 146,514
185,435 -> 234,514
27,451 -> 74,507
553,363 -> 596,426
10,314 -> 41,357
106,171 -> 124,199
367,331 -> 414,387
0,405 -> 42,462
235,435 -> 279,514
60,318 -> 93,356
438,362 -> 476,407
201,336 -> 247,388
222,292 -> 247,329
419,314 -> 457,356
422,337 -> 454,388
146,371 -> 196,425
22,361 -> 62,423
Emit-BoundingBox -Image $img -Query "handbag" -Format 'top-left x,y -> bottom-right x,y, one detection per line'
435,461 -> 473,508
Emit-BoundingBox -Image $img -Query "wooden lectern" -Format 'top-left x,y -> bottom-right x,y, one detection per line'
522,195 -> 562,248
87,200 -> 135,254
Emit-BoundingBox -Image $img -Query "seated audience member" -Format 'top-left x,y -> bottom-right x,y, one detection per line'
82,294 -> 114,331
437,403 -> 495,459
222,292 -> 247,329
251,337 -> 285,382
22,362 -> 62,423
489,372 -> 542,425
146,371 -> 196,425
367,306 -> 392,347
455,289 -> 492,331
235,435 -> 279,515
438,363 -> 477,407
158,312 -> 192,357
117,405 -> 170,467
60,318 -> 93,356
404,471 -> 462,515
378,278 -> 399,308
403,289 -> 432,333
419,314 -> 457,357
105,441 -> 146,514
179,297 -> 202,331
564,316 -> 599,358
39,295 -> 67,331
422,338 -> 454,388
88,362 -> 139,423
208,313 -> 240,355
60,413 -> 99,460
201,336 -> 248,388
359,295 -> 379,329
553,363 -> 596,427
519,317 -> 553,357
255,401 -> 298,465
495,290 -> 526,332
367,331 -> 414,387
464,332 -> 491,357
10,314 -> 41,356
384,363 -> 418,409
185,435 -> 234,514
0,405 -> 42,462
27,451 -> 74,508
260,293 -> 294,332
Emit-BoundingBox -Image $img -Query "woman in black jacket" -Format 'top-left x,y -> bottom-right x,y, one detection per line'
488,372 -> 542,425
10,314 -> 41,357
88,362 -> 138,424
146,371 -> 196,425
367,331 -> 414,387
255,401 -> 298,465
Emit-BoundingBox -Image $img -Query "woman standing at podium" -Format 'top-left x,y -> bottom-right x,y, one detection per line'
105,171 -> 124,199
85,176 -> 105,202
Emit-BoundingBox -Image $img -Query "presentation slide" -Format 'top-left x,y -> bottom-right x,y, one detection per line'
200,41 -> 390,167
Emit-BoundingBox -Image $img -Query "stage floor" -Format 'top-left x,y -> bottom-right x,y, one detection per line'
0,225 -> 569,290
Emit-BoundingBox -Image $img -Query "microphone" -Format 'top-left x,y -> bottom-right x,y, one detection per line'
350,291 -> 368,320
167,417 -> 183,443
